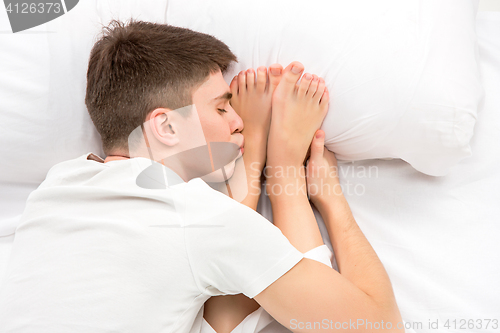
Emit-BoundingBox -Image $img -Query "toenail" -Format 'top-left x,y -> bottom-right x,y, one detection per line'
304,74 -> 312,80
291,66 -> 301,74
312,76 -> 318,81
270,68 -> 281,76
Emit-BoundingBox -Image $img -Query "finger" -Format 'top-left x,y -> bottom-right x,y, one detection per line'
310,129 -> 325,160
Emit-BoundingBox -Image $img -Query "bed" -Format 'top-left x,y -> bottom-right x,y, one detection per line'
1,2 -> 499,333
250,10 -> 500,333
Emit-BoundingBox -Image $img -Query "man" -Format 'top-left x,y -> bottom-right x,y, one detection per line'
0,20 -> 403,333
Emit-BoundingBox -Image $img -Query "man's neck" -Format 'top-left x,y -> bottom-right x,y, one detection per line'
104,153 -> 194,183
104,155 -> 130,163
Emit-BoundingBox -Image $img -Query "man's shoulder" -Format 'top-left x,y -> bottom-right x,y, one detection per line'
40,153 -> 109,187
180,177 -> 263,227
183,178 -> 240,211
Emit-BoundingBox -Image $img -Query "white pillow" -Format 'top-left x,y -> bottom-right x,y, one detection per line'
0,0 -> 483,235
165,0 -> 483,176
0,0 -> 171,186
0,0 -> 170,236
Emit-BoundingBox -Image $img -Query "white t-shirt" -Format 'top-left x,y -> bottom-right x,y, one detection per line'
0,153 -> 304,333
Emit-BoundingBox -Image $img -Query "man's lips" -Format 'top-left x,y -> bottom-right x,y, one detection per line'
238,135 -> 245,154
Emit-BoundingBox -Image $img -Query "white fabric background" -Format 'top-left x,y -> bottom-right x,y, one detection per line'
254,11 -> 500,333
0,4 -> 499,333
164,0 -> 483,177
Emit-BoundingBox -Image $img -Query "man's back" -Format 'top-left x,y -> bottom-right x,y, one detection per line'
0,153 -> 304,333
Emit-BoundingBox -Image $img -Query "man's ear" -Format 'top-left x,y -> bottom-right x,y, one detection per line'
148,108 -> 180,147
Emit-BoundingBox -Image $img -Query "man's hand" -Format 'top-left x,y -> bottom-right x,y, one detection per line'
306,129 -> 342,210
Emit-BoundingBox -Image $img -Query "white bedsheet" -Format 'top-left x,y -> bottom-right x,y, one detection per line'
330,12 -> 500,330
256,11 -> 500,332
1,11 -> 499,333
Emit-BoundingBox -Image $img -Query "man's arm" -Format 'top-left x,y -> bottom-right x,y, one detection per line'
255,163 -> 403,332
307,129 -> 401,309
315,191 -> 400,310
254,258 -> 403,332
254,167 -> 403,331
253,62 -> 403,332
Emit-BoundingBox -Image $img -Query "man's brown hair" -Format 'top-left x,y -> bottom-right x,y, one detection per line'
85,20 -> 237,155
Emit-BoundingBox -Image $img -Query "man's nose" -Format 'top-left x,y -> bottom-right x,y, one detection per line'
228,104 -> 244,133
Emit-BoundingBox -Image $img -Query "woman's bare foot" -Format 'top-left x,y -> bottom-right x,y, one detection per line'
268,61 -> 329,166
229,64 -> 283,141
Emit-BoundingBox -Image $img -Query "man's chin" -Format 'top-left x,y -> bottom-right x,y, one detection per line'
200,155 -> 241,183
